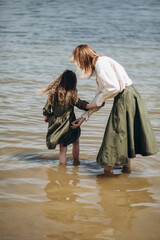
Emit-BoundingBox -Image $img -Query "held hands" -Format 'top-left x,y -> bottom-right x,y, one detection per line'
71,102 -> 105,129
71,117 -> 85,129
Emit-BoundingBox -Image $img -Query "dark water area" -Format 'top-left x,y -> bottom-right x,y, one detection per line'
0,0 -> 160,239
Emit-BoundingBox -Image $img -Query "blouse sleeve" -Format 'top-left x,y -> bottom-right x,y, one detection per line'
81,60 -> 120,121
43,99 -> 52,117
81,90 -> 102,120
75,98 -> 89,111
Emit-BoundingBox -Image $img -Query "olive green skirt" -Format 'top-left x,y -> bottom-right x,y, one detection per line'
97,85 -> 159,166
46,112 -> 80,149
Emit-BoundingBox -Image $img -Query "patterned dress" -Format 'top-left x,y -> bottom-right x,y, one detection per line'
43,98 -> 88,149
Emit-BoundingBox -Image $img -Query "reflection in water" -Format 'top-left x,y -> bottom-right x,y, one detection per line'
44,165 -> 155,240
96,175 -> 153,238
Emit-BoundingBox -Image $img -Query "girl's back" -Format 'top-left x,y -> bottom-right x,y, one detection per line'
42,70 -> 89,150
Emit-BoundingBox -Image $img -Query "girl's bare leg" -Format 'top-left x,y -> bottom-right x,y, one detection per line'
72,138 -> 80,165
59,143 -> 67,165
122,158 -> 131,173
104,166 -> 114,175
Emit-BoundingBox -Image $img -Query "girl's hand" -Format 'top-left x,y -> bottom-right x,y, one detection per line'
44,116 -> 49,122
71,117 -> 85,129
101,101 -> 105,107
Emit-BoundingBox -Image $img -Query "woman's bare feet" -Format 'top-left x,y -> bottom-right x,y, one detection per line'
104,166 -> 114,176
122,158 -> 131,173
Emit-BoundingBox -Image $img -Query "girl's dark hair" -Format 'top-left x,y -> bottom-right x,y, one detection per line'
40,69 -> 78,107
59,70 -> 77,91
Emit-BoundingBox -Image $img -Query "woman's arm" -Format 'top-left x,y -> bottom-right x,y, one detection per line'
81,59 -> 121,121
80,90 -> 105,121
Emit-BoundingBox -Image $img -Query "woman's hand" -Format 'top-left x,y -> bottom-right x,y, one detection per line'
44,116 -> 49,122
71,117 -> 85,129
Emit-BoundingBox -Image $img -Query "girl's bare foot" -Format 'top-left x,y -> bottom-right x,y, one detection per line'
59,143 -> 67,165
122,158 -> 131,173
73,159 -> 80,166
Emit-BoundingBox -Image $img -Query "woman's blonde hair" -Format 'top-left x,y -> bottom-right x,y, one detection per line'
40,70 -> 78,107
70,44 -> 99,78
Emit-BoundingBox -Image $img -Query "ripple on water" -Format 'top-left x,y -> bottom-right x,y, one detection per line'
0,0 -> 160,239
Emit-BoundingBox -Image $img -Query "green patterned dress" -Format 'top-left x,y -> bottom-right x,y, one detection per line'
43,98 -> 88,149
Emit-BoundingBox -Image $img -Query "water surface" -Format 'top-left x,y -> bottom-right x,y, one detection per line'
0,0 -> 160,239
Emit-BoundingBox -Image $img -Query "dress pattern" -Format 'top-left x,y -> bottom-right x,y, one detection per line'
43,98 -> 88,149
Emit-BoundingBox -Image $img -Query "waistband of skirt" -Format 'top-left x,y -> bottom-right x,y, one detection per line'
114,84 -> 133,99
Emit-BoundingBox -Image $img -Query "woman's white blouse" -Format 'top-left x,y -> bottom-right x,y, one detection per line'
82,56 -> 133,120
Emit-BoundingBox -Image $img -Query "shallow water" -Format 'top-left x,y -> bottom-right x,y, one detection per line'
0,0 -> 160,239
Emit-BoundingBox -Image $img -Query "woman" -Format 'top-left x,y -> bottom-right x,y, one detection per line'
70,44 -> 158,175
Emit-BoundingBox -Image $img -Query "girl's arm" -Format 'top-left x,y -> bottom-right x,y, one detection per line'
85,102 -> 105,110
71,102 -> 105,129
44,116 -> 49,122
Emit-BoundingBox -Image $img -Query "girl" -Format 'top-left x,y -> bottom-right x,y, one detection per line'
70,45 -> 159,174
41,69 -> 103,165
